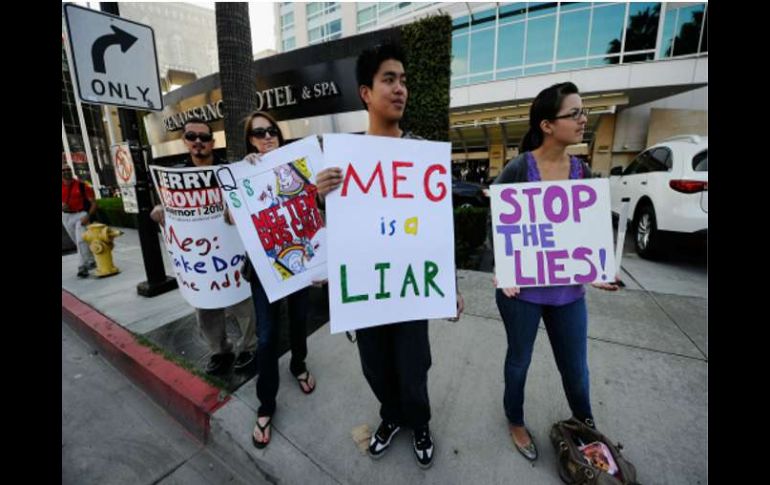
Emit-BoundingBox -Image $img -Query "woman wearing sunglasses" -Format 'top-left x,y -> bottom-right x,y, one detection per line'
239,111 -> 317,450
492,82 -> 620,462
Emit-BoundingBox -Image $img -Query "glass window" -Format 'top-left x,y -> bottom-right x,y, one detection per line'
281,12 -> 294,28
692,149 -> 708,172
587,55 -> 618,67
555,59 -> 587,71
309,18 -> 341,44
527,2 -> 558,18
309,26 -> 323,43
659,8 -> 677,58
525,15 -> 556,65
622,158 -> 641,176
633,151 -> 659,174
379,2 -> 396,17
496,68 -> 523,80
452,34 -> 469,76
497,22 -> 525,69
453,15 -> 470,34
470,28 -> 495,74
328,19 -> 341,37
451,77 -> 469,88
673,4 -> 705,56
623,52 -> 653,63
307,2 -> 338,19
499,3 -> 527,23
623,2 -> 660,53
589,3 -> 625,57
559,2 -> 589,12
524,64 -> 552,75
471,8 -> 496,31
557,9 -> 590,60
469,73 -> 494,83
648,147 -> 671,172
282,37 -> 295,51
357,6 -> 376,25
307,3 -> 323,17
358,21 -> 377,33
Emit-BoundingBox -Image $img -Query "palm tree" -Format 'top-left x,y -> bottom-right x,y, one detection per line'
215,3 -> 257,162
664,10 -> 705,57
606,4 -> 661,64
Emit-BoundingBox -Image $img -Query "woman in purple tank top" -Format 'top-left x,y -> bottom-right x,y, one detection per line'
493,82 -> 621,462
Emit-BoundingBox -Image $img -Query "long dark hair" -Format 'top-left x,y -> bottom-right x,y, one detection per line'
519,82 -> 579,152
243,111 -> 285,154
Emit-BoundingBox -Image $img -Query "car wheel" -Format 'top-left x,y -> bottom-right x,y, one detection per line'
634,204 -> 659,259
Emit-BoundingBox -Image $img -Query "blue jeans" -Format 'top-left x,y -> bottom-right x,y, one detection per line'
495,293 -> 593,427
250,275 -> 309,417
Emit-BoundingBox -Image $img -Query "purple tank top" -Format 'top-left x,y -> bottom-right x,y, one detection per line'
516,152 -> 586,306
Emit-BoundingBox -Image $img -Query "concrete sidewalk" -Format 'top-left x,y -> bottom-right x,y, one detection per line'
63,228 -> 707,484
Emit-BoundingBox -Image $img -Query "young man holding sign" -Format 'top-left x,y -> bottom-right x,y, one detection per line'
492,82 -> 620,462
317,43 -> 463,469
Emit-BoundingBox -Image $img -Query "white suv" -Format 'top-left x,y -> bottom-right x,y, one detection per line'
609,135 -> 708,259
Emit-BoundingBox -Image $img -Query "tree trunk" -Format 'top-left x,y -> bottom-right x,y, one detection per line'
215,3 -> 257,162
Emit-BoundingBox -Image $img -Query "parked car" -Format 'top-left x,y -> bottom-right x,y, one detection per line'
452,177 -> 489,208
609,135 -> 708,259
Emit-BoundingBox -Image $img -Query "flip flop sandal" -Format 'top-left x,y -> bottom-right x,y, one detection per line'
252,416 -> 272,449
295,371 -> 316,395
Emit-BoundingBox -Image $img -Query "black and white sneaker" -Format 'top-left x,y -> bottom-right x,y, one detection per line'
368,421 -> 400,459
413,426 -> 434,469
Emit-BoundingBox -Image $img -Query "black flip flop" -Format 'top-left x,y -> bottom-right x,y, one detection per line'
295,371 -> 316,395
252,416 -> 272,449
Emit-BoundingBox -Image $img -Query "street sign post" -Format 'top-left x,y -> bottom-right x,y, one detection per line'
64,4 -> 163,111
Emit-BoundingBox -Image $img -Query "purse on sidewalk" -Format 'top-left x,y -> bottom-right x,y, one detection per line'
550,418 -> 640,485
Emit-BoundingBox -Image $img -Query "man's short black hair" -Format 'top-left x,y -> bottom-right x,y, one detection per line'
183,117 -> 212,134
356,42 -> 406,109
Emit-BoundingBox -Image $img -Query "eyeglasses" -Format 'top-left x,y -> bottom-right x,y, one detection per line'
249,126 -> 280,139
553,108 -> 589,121
183,131 -> 213,142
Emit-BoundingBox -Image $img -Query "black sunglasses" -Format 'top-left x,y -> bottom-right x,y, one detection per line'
249,126 -> 280,139
184,131 -> 213,142
552,107 -> 588,121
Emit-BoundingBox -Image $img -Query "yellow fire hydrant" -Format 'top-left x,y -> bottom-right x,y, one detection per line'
82,223 -> 123,277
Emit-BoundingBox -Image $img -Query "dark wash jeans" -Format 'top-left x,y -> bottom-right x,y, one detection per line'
250,275 -> 309,417
495,292 -> 593,426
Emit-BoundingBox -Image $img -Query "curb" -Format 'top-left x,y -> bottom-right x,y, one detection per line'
62,289 -> 230,442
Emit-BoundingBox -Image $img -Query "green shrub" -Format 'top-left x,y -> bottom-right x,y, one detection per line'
400,14 -> 452,141
454,206 -> 489,266
95,197 -> 138,229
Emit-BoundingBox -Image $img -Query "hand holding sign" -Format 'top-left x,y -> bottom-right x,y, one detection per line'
316,167 -> 343,197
